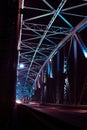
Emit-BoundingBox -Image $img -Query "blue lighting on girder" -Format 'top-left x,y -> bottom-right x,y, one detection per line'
82,49 -> 87,58
48,62 -> 50,76
47,60 -> 53,78
59,14 -> 73,28
78,22 -> 87,33
75,34 -> 87,59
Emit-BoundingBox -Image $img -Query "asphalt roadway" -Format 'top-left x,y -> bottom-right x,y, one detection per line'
1,102 -> 87,130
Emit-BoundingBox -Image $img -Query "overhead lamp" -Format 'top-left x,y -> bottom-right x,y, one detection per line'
19,63 -> 24,69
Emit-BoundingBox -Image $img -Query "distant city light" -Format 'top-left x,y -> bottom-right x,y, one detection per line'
16,99 -> 22,104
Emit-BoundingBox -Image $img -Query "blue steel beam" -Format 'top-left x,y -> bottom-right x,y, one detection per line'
74,33 -> 87,58
61,12 -> 87,18
42,0 -> 73,28
34,18 -> 87,85
42,0 -> 54,10
16,0 -> 87,100
24,11 -> 54,21
62,3 -> 87,11
24,0 -> 67,87
24,6 -> 51,12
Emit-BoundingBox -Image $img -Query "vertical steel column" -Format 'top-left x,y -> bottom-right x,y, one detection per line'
73,36 -> 77,104
56,51 -> 60,104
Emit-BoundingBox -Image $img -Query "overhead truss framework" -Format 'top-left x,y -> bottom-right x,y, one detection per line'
16,0 -> 87,99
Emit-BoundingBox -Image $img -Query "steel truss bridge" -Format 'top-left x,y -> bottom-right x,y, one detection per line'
16,0 -> 87,105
